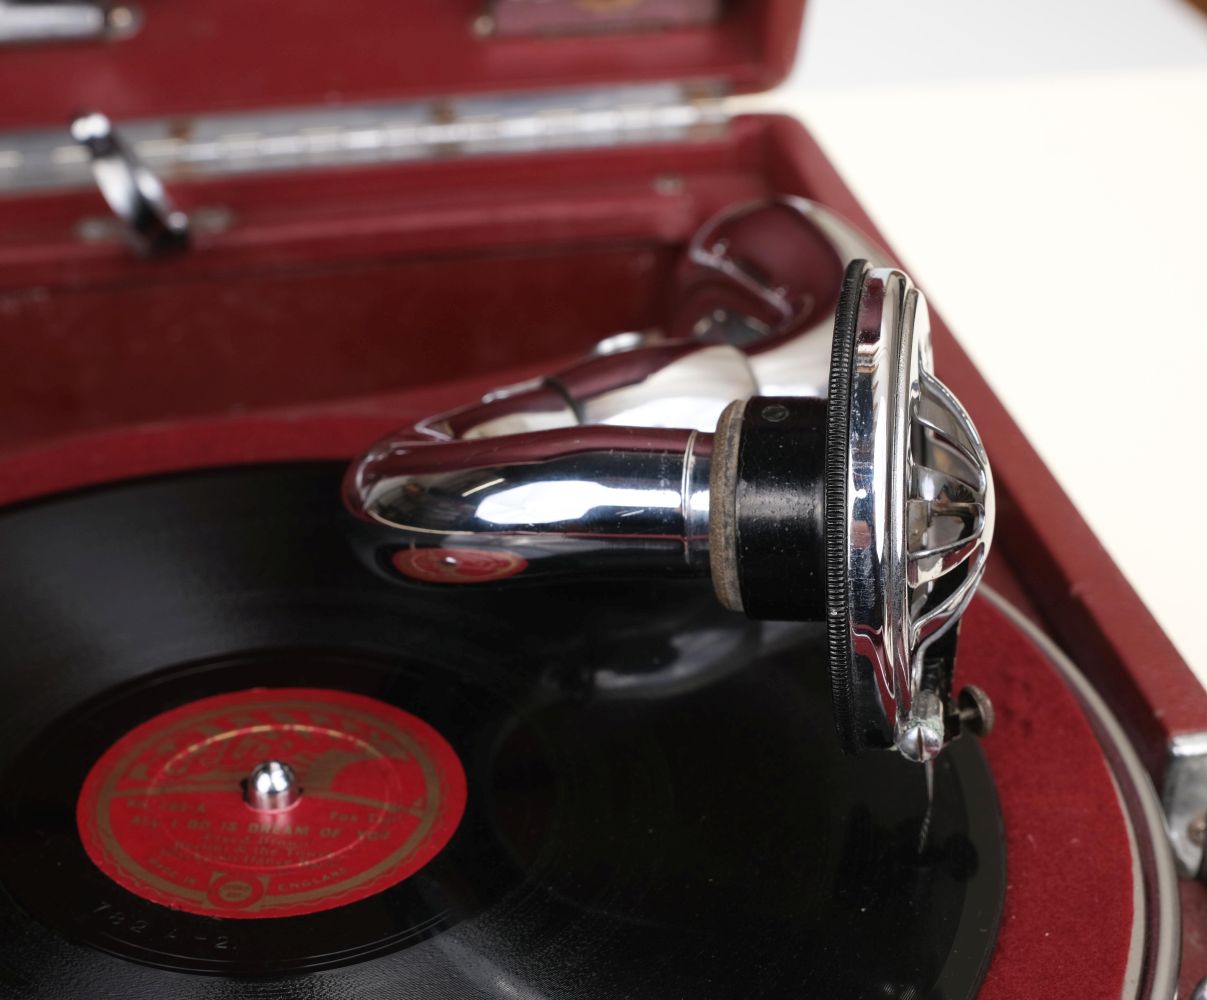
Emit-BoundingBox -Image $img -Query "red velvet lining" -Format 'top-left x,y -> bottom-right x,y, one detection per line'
0,122 -> 786,448
0,0 -> 803,130
962,599 -> 1134,1000
0,410 -> 1137,1000
0,136 -> 765,277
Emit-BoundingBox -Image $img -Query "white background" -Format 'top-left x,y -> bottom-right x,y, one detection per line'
739,0 -> 1207,682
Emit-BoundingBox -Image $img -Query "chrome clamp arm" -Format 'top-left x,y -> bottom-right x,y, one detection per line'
70,112 -> 189,257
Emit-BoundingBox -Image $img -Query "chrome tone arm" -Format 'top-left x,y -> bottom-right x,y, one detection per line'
345,200 -> 995,762
348,197 -> 875,576
676,196 -> 889,397
350,425 -> 713,582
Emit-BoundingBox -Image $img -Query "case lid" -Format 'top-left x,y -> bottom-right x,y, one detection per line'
0,0 -> 804,132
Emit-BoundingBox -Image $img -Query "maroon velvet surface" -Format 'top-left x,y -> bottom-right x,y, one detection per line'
0,130 -> 769,447
0,0 -> 803,129
0,245 -> 678,446
0,406 -> 1137,1000
963,599 -> 1134,1000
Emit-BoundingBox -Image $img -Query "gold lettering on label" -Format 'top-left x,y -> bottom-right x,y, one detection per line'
86,694 -> 454,915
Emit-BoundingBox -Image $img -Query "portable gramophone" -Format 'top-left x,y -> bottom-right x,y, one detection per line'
0,3 -> 1201,999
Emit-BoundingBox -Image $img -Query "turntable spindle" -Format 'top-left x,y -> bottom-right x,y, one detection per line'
243,760 -> 301,811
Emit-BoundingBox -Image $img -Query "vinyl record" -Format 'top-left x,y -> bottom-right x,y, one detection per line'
0,464 -> 1004,999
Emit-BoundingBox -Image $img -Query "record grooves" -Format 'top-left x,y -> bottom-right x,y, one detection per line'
0,464 -> 1004,999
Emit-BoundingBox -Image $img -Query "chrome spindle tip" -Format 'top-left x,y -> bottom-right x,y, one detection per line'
244,760 -> 301,812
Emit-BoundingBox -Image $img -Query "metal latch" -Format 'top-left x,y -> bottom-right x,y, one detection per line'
1164,732 -> 1207,878
70,112 -> 190,257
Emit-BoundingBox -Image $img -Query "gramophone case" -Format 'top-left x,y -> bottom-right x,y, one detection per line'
0,1 -> 1203,996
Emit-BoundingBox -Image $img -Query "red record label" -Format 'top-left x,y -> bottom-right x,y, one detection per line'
391,547 -> 528,584
76,688 -> 466,919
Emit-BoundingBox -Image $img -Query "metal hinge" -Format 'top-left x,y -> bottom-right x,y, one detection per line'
1164,732 -> 1207,878
0,82 -> 730,196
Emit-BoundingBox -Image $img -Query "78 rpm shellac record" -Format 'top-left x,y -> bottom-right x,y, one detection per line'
0,464 -> 1004,999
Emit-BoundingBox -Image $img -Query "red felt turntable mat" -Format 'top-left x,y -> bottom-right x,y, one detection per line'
0,417 -> 1136,1000
960,597 -> 1135,1000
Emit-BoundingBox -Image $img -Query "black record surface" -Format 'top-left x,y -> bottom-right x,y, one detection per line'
0,464 -> 1004,999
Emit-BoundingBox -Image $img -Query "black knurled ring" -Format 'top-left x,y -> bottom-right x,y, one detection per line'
824,259 -> 869,754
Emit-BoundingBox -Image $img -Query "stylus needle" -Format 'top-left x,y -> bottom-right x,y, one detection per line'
917,732 -> 935,853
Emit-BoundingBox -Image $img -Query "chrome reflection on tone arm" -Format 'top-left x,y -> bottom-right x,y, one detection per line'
348,425 -> 713,580
679,195 -> 891,399
746,199 -> 891,399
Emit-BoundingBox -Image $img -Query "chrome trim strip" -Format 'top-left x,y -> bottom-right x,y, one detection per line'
0,84 -> 727,194
0,0 -> 139,46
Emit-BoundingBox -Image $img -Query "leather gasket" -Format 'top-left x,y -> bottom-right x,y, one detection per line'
708,399 -> 746,612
